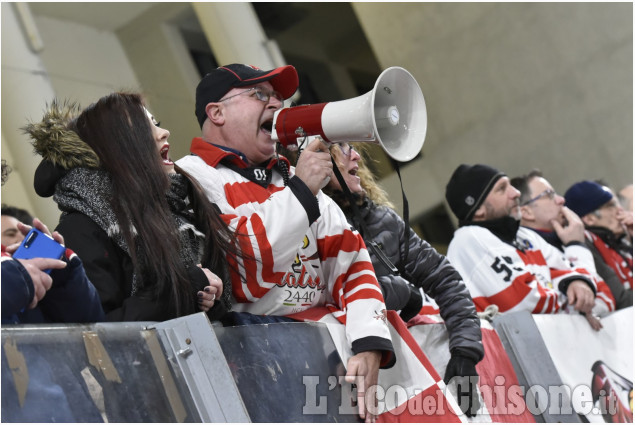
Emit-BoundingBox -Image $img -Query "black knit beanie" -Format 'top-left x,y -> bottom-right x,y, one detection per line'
445,164 -> 505,221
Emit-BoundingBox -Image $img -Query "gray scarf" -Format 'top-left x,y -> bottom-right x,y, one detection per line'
54,168 -> 204,295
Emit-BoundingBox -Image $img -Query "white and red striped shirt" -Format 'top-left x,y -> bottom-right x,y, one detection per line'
447,225 -> 598,314
177,139 -> 392,348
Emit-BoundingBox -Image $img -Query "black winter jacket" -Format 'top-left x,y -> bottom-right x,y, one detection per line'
26,101 -> 229,322
56,211 -> 228,322
342,197 -> 484,362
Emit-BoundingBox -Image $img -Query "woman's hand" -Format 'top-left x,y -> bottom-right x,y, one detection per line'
197,266 -> 223,312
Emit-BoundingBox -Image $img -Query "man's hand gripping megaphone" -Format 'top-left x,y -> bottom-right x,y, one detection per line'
293,136 -> 333,195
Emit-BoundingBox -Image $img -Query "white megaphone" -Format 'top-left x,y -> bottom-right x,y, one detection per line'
271,66 -> 427,162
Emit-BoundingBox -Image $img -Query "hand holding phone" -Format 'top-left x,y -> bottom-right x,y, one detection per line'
13,228 -> 66,273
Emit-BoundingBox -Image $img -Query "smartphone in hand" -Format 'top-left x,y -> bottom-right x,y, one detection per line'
13,228 -> 65,273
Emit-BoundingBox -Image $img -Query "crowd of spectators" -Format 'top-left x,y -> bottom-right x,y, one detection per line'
1,63 -> 632,421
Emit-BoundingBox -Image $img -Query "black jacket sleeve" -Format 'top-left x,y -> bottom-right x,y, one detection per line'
399,214 -> 484,362
186,265 -> 230,321
56,212 -> 170,322
376,274 -> 414,311
365,204 -> 484,363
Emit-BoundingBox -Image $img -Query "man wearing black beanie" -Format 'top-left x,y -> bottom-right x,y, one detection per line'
444,164 -> 601,329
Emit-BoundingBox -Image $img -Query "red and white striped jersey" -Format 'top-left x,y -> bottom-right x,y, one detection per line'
177,139 -> 392,346
447,225 -> 598,314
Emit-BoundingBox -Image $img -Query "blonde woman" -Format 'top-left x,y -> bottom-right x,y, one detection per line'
324,142 -> 483,417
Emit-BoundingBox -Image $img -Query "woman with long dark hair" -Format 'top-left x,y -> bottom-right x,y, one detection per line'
26,93 -> 239,321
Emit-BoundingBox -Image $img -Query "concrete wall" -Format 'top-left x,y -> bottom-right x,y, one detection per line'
1,4 -> 141,226
34,16 -> 141,106
116,3 -> 203,162
352,3 -> 632,217
2,2 -> 632,230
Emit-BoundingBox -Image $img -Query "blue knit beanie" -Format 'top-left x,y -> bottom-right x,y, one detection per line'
564,180 -> 613,217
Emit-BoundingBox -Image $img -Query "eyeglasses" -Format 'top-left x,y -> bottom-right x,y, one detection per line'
337,143 -> 356,157
219,87 -> 283,104
521,188 -> 557,206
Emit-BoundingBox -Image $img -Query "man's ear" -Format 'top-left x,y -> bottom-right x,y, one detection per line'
472,203 -> 486,221
520,205 -> 534,222
581,213 -> 597,227
206,103 -> 225,125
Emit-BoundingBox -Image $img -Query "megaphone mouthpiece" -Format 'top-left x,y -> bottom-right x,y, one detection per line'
272,67 -> 427,162
272,103 -> 328,149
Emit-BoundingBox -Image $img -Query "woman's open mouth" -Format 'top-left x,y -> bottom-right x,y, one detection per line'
160,144 -> 173,165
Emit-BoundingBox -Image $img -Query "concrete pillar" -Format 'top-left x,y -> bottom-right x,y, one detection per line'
1,3 -> 60,227
191,2 -> 282,69
1,132 -> 37,216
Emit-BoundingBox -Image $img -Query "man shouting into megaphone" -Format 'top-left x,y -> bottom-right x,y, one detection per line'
177,63 -> 395,423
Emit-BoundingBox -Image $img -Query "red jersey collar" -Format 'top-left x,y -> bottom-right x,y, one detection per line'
189,137 -> 290,170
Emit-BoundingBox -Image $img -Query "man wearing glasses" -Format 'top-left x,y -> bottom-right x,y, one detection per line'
564,180 -> 633,303
177,64 -> 393,422
444,164 -> 601,329
510,171 -> 629,313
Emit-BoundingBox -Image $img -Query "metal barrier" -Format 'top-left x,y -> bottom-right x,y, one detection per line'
2,314 -> 248,422
2,309 -> 632,422
1,313 -> 358,423
493,311 -> 581,423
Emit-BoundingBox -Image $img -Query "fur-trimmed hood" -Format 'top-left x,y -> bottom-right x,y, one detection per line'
23,99 -> 101,198
23,99 -> 99,170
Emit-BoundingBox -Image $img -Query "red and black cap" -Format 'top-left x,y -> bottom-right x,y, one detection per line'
195,63 -> 299,128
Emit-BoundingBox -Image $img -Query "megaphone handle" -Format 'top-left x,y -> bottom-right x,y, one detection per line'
294,135 -> 329,163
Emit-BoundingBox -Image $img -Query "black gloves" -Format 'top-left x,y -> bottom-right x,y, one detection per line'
398,284 -> 423,322
443,350 -> 481,417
